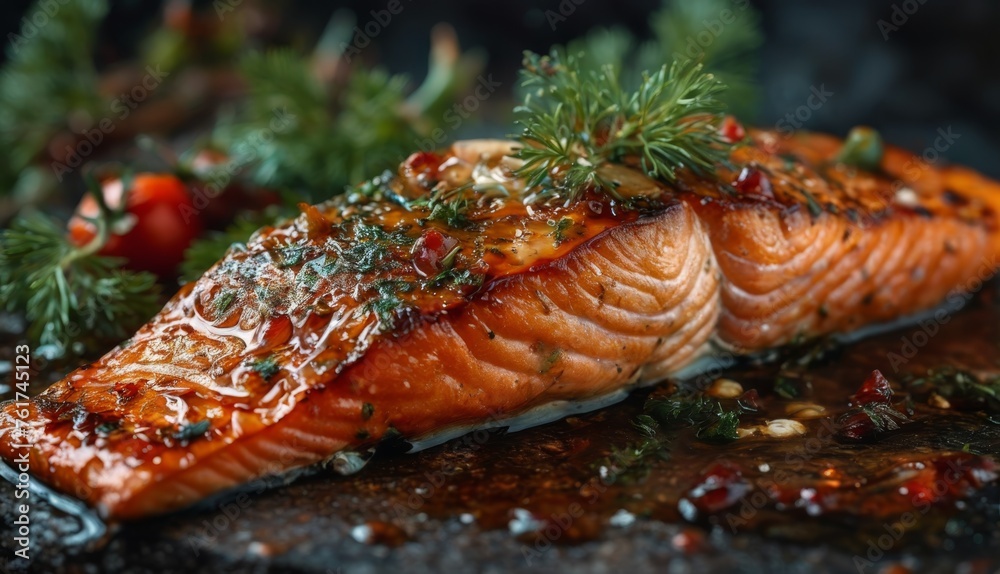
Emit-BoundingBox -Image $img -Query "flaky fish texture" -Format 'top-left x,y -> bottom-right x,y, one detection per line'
2,130 -> 999,518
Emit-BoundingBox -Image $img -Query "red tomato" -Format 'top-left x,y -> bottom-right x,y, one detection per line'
68,173 -> 202,277
719,115 -> 746,143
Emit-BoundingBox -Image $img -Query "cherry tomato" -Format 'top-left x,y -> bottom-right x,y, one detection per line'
719,115 -> 746,143
68,173 -> 202,277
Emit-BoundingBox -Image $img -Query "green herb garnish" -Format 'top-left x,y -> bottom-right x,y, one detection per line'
361,402 -> 375,420
540,348 -> 562,373
644,393 -> 747,442
0,206 -> 160,357
251,354 -> 281,380
905,367 -> 1000,414
514,50 -> 732,200
172,419 -> 211,442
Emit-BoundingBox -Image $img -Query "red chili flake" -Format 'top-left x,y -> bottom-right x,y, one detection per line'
719,115 -> 746,143
411,229 -> 459,277
401,151 -> 443,187
738,388 -> 762,411
850,369 -> 893,406
732,167 -> 774,198
836,370 -> 911,442
678,461 -> 751,520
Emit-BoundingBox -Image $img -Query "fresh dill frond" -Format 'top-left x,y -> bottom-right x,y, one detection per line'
513,51 -> 732,201
0,212 -> 160,357
557,0 -> 763,120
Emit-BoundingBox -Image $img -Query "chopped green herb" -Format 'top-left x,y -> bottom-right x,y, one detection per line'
540,349 -> 562,374
251,354 -> 281,380
550,217 -> 574,245
427,198 -> 471,229
95,421 -> 119,435
361,402 -> 375,420
214,290 -> 237,315
904,366 -> 1000,413
172,419 -> 211,441
774,377 -> 800,400
696,409 -> 740,441
800,187 -> 824,218
361,279 -> 414,331
277,245 -> 308,268
644,392 -> 747,443
430,267 -> 485,289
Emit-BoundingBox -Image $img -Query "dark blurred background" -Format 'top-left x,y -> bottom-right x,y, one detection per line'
2,0 -> 999,176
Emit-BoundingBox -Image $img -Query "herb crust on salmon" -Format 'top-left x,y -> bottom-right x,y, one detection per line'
2,123 -> 1000,519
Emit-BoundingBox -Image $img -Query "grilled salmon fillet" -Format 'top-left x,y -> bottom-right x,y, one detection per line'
2,129 -> 999,519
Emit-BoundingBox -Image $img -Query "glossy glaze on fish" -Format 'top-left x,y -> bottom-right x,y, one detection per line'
2,130 -> 999,519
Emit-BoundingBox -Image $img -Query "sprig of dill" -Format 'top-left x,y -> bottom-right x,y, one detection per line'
561,0 -> 763,119
0,211 -> 160,358
513,50 -> 732,201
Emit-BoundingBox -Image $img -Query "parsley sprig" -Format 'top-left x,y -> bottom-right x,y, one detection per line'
514,51 -> 732,201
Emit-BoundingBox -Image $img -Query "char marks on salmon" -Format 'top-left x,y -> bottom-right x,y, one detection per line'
2,130 -> 999,518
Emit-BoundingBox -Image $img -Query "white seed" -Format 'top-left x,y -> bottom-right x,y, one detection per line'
785,402 -> 827,419
895,186 -> 920,207
928,393 -> 951,409
708,378 -> 744,399
764,419 -> 806,438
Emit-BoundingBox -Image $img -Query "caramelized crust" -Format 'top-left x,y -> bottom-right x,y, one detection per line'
2,130 -> 998,518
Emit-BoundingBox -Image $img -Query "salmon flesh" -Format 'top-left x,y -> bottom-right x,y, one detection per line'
2,130 -> 1000,519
